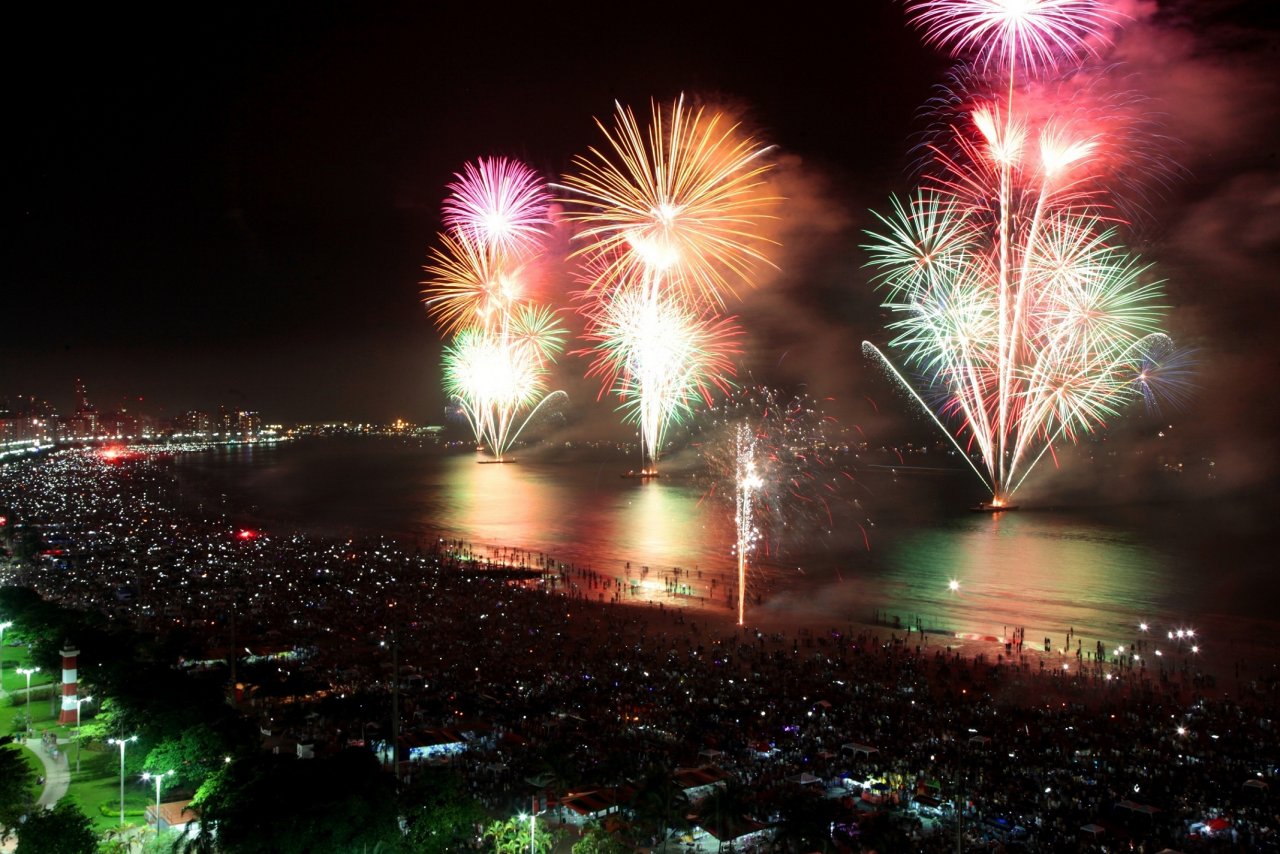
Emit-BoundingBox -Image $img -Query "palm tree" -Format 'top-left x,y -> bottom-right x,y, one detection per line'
483,816 -> 555,854
770,789 -> 837,853
696,780 -> 752,853
632,764 -> 691,850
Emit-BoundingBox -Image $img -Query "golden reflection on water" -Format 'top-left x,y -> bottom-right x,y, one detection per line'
438,455 -> 729,595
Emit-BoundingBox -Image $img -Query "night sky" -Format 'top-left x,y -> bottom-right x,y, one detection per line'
7,2 -> 1279,491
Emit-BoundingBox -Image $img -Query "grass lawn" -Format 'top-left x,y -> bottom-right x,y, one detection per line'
0,644 -> 56,696
61,747 -> 153,833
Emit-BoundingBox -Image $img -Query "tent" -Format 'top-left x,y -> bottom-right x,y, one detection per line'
841,742 -> 879,759
786,772 -> 823,787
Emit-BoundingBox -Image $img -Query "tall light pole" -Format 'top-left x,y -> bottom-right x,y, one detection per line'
0,621 -> 12,698
73,695 -> 94,772
141,770 -> 172,833
17,666 -> 39,734
107,735 -> 138,825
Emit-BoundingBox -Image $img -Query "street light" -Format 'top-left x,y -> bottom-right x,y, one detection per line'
16,666 -> 39,734
141,770 -> 172,834
0,621 -> 11,698
107,735 -> 138,825
73,695 -> 94,772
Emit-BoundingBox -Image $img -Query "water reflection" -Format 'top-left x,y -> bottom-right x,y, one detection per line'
878,511 -> 1165,647
176,439 -> 1274,651
435,458 -> 727,583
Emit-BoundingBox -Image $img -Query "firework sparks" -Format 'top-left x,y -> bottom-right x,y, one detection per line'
442,156 -> 552,255
564,96 -> 779,471
422,230 -> 526,335
443,308 -> 566,460
697,387 -> 861,624
865,1 -> 1187,503
581,287 -> 741,471
424,157 -> 565,460
561,95 -> 778,307
904,0 -> 1119,77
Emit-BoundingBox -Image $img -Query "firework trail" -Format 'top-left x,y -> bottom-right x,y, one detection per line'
696,387 -> 860,624
864,0 -> 1189,504
424,157 -> 565,459
563,96 -> 778,472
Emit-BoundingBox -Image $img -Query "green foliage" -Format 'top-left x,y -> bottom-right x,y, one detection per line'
143,725 -> 236,790
100,822 -> 155,854
14,801 -> 98,854
399,766 -> 486,854
482,816 -> 557,854
191,749 -> 402,854
97,802 -> 149,818
0,744 -> 37,839
572,823 -> 631,854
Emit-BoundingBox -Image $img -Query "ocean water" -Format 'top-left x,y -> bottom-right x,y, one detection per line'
172,437 -> 1280,656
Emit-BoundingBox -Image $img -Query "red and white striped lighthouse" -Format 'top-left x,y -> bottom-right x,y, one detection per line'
58,643 -> 79,725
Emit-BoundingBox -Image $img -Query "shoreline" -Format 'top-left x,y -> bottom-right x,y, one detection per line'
513,563 -> 1275,708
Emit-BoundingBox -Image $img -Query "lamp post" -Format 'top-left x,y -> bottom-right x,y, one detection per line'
141,770 -> 172,834
0,621 -> 11,698
107,735 -> 138,825
73,695 -> 94,772
16,666 -> 39,734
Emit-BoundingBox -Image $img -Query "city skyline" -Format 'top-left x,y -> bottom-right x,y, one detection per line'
8,1 -> 1279,493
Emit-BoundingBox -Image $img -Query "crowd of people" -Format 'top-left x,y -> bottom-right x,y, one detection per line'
2,446 -> 1278,851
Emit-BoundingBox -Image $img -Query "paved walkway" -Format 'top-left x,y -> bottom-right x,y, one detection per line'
24,736 -> 71,808
0,738 -> 70,853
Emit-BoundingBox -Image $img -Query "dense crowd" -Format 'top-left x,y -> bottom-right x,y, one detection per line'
2,446 -> 1278,851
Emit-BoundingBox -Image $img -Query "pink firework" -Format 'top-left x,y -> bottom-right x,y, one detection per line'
904,0 -> 1119,77
442,157 -> 551,254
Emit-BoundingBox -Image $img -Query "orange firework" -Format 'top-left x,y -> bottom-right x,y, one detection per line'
562,94 -> 779,309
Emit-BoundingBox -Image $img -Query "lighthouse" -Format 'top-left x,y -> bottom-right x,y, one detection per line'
59,643 -> 80,725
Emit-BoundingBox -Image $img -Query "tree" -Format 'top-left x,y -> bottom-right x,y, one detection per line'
482,816 -> 556,854
143,725 -> 236,790
399,766 -> 486,854
572,823 -> 631,854
770,789 -> 838,853
0,744 -> 36,840
101,823 -> 155,854
631,764 -> 690,848
14,801 -> 97,854
190,749 -> 401,854
696,781 -> 752,853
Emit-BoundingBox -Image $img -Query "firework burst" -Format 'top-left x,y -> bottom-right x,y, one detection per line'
442,156 -> 552,255
564,96 -> 779,472
561,95 -> 778,307
581,287 -> 741,470
864,0 -> 1188,504
424,157 -> 566,459
905,0 -> 1119,77
443,308 -> 566,459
